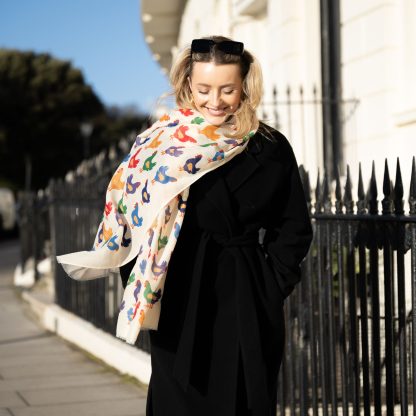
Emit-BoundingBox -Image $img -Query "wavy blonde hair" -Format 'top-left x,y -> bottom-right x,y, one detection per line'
161,35 -> 270,140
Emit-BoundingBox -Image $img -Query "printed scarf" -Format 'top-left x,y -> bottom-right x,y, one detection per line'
56,107 -> 257,345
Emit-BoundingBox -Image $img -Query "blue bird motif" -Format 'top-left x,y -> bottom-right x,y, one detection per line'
177,194 -> 187,214
133,280 -> 142,302
210,149 -> 225,162
131,203 -> 143,228
135,135 -> 151,146
140,259 -> 147,274
174,222 -> 181,238
182,154 -> 202,174
106,235 -> 120,251
167,119 -> 179,128
153,166 -> 177,184
148,228 -> 154,247
141,179 -> 151,204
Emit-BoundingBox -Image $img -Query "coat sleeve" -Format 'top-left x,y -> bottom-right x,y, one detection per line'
262,135 -> 313,300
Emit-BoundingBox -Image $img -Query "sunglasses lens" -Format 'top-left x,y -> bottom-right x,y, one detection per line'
191,39 -> 213,53
191,39 -> 244,56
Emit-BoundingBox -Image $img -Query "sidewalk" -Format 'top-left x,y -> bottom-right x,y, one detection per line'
0,239 -> 148,416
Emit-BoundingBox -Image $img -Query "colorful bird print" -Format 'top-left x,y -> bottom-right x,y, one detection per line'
159,113 -> 170,121
191,116 -> 204,125
174,222 -> 181,238
139,309 -> 145,325
141,179 -> 151,204
151,255 -> 168,277
179,108 -> 194,116
127,272 -> 136,286
141,151 -> 158,172
181,154 -> 202,174
162,146 -> 184,157
148,229 -> 155,247
133,280 -> 142,302
200,125 -> 221,140
164,205 -> 171,224
104,201 -> 112,217
127,301 -> 141,322
121,224 -> 131,247
106,234 -> 120,251
128,148 -> 142,168
119,300 -> 125,312
139,259 -> 147,274
167,119 -> 180,128
117,195 -> 127,214
158,233 -> 168,250
153,166 -> 177,184
102,223 -> 113,242
209,149 -> 225,162
171,125 -> 196,143
115,211 -> 124,227
144,281 -> 162,307
131,203 -> 143,227
126,174 -> 141,194
145,130 -> 164,149
177,194 -> 187,214
135,135 -> 151,147
107,167 -> 125,191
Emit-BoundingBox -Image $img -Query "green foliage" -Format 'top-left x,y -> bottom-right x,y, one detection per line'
0,49 -> 148,193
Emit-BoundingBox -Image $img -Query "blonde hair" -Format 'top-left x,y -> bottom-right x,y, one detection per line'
161,35 -> 270,140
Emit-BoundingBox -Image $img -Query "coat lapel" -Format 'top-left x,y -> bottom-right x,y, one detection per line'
203,145 -> 262,234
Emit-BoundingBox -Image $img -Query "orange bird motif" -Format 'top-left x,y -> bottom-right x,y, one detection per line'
159,113 -> 170,121
171,125 -> 197,143
200,125 -> 221,140
107,168 -> 125,191
146,130 -> 164,149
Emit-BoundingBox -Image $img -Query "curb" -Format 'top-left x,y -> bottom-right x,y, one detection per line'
20,288 -> 152,387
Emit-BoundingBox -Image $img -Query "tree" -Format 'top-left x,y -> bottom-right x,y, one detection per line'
0,48 -> 105,191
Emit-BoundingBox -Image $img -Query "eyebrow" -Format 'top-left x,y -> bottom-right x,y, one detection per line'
195,83 -> 236,88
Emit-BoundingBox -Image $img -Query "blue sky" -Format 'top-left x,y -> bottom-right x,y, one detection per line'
0,0 -> 171,114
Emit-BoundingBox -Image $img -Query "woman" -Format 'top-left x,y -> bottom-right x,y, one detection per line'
120,36 -> 313,415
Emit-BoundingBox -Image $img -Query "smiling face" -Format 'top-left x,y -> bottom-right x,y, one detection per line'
188,61 -> 243,126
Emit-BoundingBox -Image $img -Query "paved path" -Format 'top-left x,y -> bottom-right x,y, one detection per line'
0,239 -> 147,416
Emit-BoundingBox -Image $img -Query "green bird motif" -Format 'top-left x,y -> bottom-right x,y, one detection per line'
117,195 -> 127,214
158,234 -> 168,250
191,116 -> 204,125
141,151 -> 157,171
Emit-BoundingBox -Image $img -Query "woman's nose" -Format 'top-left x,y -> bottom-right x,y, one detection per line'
208,92 -> 222,107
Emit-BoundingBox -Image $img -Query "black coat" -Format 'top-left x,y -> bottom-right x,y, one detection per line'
120,123 -> 313,416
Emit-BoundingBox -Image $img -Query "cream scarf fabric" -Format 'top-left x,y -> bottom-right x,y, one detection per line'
56,107 -> 256,345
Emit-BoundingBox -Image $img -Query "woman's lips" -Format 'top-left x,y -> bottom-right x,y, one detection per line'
205,106 -> 227,116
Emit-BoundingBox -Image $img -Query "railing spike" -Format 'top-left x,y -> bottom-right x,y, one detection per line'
394,158 -> 404,215
322,171 -> 332,213
409,156 -> 416,215
344,164 -> 353,213
382,159 -> 393,215
335,166 -> 343,214
367,160 -> 378,215
357,163 -> 366,214
315,169 -> 322,214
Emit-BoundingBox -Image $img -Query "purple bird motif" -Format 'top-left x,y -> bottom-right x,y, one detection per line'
126,174 -> 140,194
121,224 -> 131,247
97,223 -> 104,244
167,119 -> 179,128
135,135 -> 151,146
119,300 -> 125,312
141,179 -> 151,204
148,228 -> 155,247
164,205 -> 171,224
162,146 -> 184,157
181,154 -> 202,174
133,280 -> 142,302
140,259 -> 147,274
152,166 -> 177,184
115,211 -> 124,227
177,194 -> 187,214
151,255 -> 168,277
131,203 -> 143,228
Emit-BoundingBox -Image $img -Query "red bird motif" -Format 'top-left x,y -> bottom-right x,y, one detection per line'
128,148 -> 142,168
171,125 -> 196,143
104,201 -> 113,217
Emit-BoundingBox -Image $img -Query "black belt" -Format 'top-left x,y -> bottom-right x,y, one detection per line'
172,230 -> 270,413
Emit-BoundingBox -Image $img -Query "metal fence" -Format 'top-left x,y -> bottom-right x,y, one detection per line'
17,139 -> 416,414
278,159 -> 416,415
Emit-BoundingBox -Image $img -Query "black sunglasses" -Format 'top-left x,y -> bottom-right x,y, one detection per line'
191,39 -> 244,56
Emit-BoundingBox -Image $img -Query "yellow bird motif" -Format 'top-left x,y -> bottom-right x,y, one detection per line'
146,130 -> 164,149
107,167 -> 125,191
200,125 -> 221,140
102,223 -> 113,242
